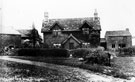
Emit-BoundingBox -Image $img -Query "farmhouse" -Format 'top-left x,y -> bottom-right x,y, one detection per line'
41,10 -> 101,49
105,28 -> 132,50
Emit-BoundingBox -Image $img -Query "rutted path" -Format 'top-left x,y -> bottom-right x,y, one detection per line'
0,56 -> 132,82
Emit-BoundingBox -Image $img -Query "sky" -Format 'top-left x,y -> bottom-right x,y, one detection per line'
1,0 -> 135,45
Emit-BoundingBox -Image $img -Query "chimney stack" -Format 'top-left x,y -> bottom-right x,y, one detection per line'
94,9 -> 98,21
44,12 -> 49,23
42,12 -> 49,27
126,28 -> 129,31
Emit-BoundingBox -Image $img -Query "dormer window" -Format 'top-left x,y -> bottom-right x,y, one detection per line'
82,28 -> 89,34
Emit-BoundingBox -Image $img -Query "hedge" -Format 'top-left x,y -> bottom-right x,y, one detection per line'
71,48 -> 89,58
71,47 -> 104,58
71,47 -> 112,66
118,47 -> 135,57
84,51 -> 111,66
18,48 -> 70,57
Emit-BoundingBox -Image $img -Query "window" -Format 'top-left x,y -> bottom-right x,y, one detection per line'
82,28 -> 89,34
82,43 -> 90,48
53,30 -> 61,36
112,44 -> 115,48
119,44 -> 126,48
53,44 -> 61,48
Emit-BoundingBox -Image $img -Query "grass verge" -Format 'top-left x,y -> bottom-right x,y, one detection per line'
10,56 -> 130,79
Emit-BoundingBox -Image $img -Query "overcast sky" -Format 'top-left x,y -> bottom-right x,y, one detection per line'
1,0 -> 135,44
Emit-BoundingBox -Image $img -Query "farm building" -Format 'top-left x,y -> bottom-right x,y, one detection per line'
105,28 -> 132,50
41,10 -> 101,49
0,27 -> 21,51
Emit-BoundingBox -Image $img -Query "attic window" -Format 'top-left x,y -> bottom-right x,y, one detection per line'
82,28 -> 89,34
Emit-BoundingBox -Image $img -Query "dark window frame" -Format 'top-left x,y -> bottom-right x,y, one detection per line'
82,28 -> 89,34
119,43 -> 126,48
112,44 -> 115,48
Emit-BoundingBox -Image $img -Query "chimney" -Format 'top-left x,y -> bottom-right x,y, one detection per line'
94,9 -> 98,21
42,12 -> 49,27
126,28 -> 129,31
44,12 -> 49,23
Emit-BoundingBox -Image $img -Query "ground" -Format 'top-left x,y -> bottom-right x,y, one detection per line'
0,56 -> 133,82
113,57 -> 135,77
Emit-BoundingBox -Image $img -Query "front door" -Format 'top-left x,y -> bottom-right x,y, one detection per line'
69,43 -> 74,49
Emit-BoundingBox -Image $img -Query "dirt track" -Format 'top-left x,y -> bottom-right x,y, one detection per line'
0,56 -> 133,82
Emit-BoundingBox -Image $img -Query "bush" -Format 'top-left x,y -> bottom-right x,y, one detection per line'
118,47 -> 135,57
0,48 -> 19,56
84,50 -> 111,66
18,48 -> 69,57
71,48 -> 89,58
71,47 -> 105,58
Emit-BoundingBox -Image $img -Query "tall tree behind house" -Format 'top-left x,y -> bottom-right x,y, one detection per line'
28,24 -> 42,48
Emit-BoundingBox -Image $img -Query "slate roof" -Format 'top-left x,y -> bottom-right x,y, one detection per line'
41,17 -> 101,32
105,30 -> 132,37
17,29 -> 32,37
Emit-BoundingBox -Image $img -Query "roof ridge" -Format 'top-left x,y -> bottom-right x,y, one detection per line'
49,17 -> 93,20
107,30 -> 128,32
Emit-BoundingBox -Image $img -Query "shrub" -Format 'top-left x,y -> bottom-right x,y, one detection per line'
71,48 -> 89,58
71,47 -> 105,58
118,47 -> 135,57
18,48 -> 69,57
84,50 -> 111,66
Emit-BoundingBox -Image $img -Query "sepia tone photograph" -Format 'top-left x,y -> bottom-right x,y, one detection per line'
0,0 -> 135,81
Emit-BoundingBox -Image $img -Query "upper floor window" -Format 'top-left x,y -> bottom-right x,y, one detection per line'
53,30 -> 61,36
82,28 -> 89,34
53,44 -> 61,48
82,43 -> 90,48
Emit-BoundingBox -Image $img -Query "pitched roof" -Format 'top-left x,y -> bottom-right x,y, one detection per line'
41,17 -> 101,32
17,29 -> 32,37
105,30 -> 132,37
1,27 -> 20,35
50,22 -> 64,30
62,34 -> 81,44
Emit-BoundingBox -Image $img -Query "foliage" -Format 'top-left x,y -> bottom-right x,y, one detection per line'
0,48 -> 19,56
88,31 -> 100,47
71,47 -> 105,58
18,48 -> 69,57
13,56 -> 129,79
71,48 -> 89,58
22,25 -> 42,48
118,47 -> 135,57
84,50 -> 111,66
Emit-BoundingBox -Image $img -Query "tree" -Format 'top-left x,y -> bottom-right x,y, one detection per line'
23,24 -> 42,48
